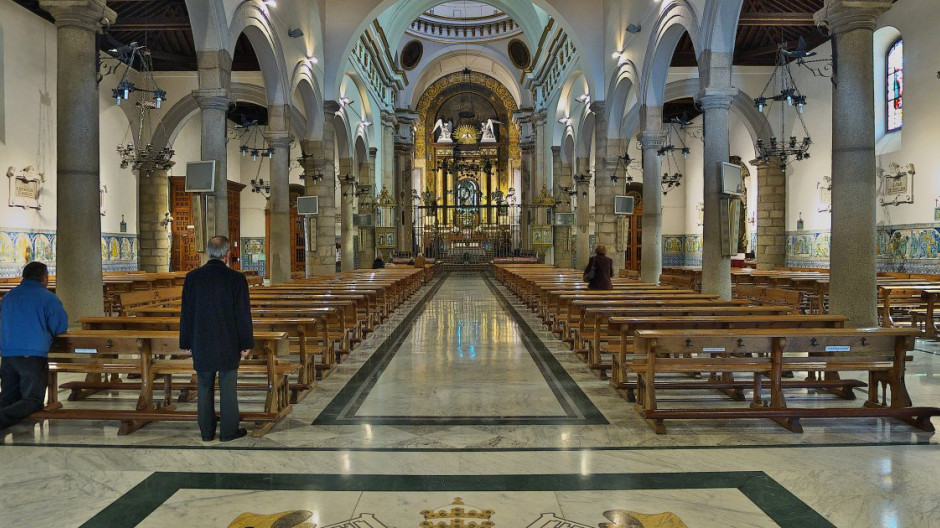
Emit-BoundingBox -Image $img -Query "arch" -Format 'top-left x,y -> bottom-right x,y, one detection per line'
151,83 -> 306,155
354,136 -> 368,180
620,78 -> 770,146
553,72 -> 589,145
227,2 -> 290,107
639,1 -> 702,113
606,59 -> 640,139
329,0 -> 590,99
406,46 -> 525,109
700,0 -> 743,55
185,0 -> 230,52
290,61 -> 323,140
561,133 -> 575,168
576,112 -> 595,162
333,113 -> 352,165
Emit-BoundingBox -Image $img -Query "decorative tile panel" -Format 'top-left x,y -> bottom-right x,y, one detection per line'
785,223 -> 940,273
240,237 -> 266,276
0,228 -> 138,277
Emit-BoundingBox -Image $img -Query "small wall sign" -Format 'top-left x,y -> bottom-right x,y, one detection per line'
6,166 -> 44,210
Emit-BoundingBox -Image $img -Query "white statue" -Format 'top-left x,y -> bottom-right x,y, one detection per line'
432,118 -> 453,143
480,118 -> 500,143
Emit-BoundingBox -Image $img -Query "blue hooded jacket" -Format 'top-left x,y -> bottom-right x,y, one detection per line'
0,279 -> 69,358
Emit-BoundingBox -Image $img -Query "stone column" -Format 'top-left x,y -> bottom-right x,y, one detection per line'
698,90 -> 738,300
266,128 -> 292,284
339,158 -> 355,272
534,111 -> 550,263
574,157 -> 592,270
193,50 -> 233,246
359,148 -> 377,267
753,157 -> 786,270
816,0 -> 892,327
553,147 -> 573,268
639,130 -> 665,284
41,0 -> 116,322
138,165 -> 172,272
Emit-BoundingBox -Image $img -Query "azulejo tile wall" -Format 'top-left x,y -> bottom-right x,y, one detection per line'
0,228 -> 139,277
786,223 -> 940,273
662,234 -> 702,266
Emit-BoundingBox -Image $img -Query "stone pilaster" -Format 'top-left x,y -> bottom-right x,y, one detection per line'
816,0 -> 892,327
753,157 -> 786,270
266,125 -> 292,284
553,147 -> 572,268
591,101 -> 621,272
339,158 -> 355,272
303,101 -> 340,277
519,139 -> 535,251
40,0 -> 117,322
395,111 -> 417,254
574,157 -> 592,270
138,166 -> 172,272
639,130 -> 666,284
359,148 -> 377,267
380,111 -> 397,193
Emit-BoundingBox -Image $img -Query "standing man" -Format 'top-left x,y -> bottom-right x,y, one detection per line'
0,262 -> 68,431
179,236 -> 254,442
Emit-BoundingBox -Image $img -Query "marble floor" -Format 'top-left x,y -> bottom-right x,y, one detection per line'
1,271 -> 938,527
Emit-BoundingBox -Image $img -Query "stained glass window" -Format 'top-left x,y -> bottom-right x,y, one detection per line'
887,38 -> 903,132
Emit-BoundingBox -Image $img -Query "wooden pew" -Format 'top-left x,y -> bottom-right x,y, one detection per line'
32,330 -> 294,436
630,327 -> 939,433
79,316 -> 330,403
607,314 -> 848,401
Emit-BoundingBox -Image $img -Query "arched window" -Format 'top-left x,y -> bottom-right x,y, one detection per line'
886,38 -> 903,132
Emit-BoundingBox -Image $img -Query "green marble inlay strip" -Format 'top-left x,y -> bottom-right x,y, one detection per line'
81,471 -> 834,528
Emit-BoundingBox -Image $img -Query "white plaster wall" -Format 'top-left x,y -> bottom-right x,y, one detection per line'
98,103 -> 137,234
0,1 -> 57,231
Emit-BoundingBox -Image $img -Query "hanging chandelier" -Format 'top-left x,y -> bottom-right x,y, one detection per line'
658,122 -> 687,195
610,151 -> 641,184
237,123 -> 274,161
753,43 -> 812,167
110,40 -> 174,175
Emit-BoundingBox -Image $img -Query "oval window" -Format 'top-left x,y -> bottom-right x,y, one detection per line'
508,39 -> 531,69
401,40 -> 423,71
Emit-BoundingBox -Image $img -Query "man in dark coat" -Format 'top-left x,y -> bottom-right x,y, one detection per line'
179,235 -> 254,442
585,244 -> 614,290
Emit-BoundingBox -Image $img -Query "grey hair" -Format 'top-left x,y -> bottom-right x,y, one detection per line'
207,235 -> 230,259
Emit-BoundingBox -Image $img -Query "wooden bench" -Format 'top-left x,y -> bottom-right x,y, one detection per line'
79,316 -> 330,403
32,330 -> 294,436
117,286 -> 183,316
607,314 -> 848,401
630,327 -> 939,433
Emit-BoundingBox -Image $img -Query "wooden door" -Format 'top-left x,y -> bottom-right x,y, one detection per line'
169,177 -> 245,272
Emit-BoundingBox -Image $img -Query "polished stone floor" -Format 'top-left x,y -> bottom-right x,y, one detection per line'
0,272 -> 938,527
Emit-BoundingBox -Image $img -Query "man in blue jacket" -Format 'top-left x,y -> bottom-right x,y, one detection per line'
0,261 -> 69,430
180,236 -> 254,442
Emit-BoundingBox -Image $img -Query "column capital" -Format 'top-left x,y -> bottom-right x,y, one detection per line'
264,132 -> 292,149
750,156 -> 784,170
815,0 -> 892,34
193,89 -> 233,111
324,100 -> 342,114
520,141 -> 536,154
551,146 -> 561,156
40,0 -> 116,31
639,130 -> 667,151
380,110 -> 398,128
369,147 -> 378,159
533,110 -> 548,127
589,100 -> 606,115
696,88 -> 738,111
394,142 -> 414,155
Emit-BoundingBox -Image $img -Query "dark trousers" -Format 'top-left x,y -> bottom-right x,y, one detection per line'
196,369 -> 240,440
0,356 -> 49,430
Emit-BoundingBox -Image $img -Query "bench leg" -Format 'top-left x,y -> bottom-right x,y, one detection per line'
770,416 -> 803,433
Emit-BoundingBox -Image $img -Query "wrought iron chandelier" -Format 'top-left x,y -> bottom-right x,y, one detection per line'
610,151 -> 640,184
658,123 -> 686,195
237,123 -> 274,161
110,40 -> 174,174
753,43 -> 813,167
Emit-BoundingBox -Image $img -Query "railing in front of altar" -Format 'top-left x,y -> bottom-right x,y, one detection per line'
408,204 -> 541,262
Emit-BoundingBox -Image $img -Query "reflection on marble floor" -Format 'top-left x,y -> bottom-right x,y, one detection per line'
1,272 -> 939,528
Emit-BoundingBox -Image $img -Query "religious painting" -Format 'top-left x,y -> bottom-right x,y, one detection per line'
375,227 -> 397,249
532,225 -> 552,247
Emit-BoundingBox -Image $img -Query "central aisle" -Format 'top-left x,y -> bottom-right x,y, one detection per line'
317,272 -> 604,424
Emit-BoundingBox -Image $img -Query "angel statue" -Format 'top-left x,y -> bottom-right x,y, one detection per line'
432,118 -> 453,143
480,118 -> 500,143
